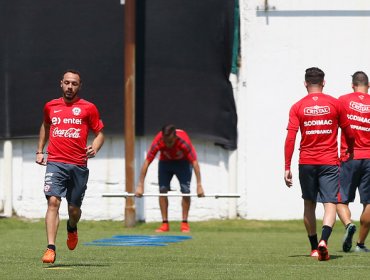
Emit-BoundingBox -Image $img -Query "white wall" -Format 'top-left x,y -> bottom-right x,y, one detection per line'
237,0 -> 370,219
0,136 -> 233,221
1,0 -> 370,221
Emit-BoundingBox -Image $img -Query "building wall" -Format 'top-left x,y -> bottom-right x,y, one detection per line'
1,0 -> 370,221
237,0 -> 370,220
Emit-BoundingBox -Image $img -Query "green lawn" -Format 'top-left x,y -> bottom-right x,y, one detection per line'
0,218 -> 369,279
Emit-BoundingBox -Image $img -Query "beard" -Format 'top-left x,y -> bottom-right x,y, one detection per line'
63,90 -> 78,101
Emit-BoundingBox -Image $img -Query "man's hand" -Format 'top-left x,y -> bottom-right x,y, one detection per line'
135,183 -> 144,197
35,153 -> 47,166
86,145 -> 96,158
346,149 -> 354,161
284,170 -> 293,188
196,184 -> 205,197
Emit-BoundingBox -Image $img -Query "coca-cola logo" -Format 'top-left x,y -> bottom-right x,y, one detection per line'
52,127 -> 81,138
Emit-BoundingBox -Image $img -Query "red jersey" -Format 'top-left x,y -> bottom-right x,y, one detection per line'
286,93 -> 350,166
44,97 -> 104,166
146,129 -> 197,163
339,92 -> 370,159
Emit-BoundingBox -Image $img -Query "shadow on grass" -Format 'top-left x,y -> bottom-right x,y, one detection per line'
288,254 -> 343,260
43,263 -> 110,269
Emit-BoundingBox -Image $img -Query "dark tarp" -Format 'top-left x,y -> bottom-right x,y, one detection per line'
0,0 -> 237,150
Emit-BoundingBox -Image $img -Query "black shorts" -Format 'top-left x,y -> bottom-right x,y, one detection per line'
299,164 -> 339,203
44,161 -> 89,207
158,160 -> 192,193
339,159 -> 370,204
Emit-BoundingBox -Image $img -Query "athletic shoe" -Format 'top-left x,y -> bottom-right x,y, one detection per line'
318,240 -> 330,261
42,248 -> 56,263
180,222 -> 190,233
354,245 -> 370,252
155,223 -> 169,232
310,249 -> 319,257
67,231 -> 78,250
342,223 -> 356,252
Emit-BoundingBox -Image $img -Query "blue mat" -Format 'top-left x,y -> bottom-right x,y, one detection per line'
84,235 -> 192,247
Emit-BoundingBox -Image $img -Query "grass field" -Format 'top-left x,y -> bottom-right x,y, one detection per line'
0,218 -> 369,280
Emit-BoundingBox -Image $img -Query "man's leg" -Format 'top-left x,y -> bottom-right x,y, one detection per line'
337,203 -> 352,226
303,199 -> 317,235
322,202 -> 337,229
66,205 -> 81,250
159,196 -> 169,222
356,204 -> 370,250
303,200 -> 319,257
67,205 -> 81,229
176,161 -> 192,233
337,203 -> 356,252
182,197 -> 191,221
42,196 -> 61,263
45,196 -> 61,246
317,202 -> 337,261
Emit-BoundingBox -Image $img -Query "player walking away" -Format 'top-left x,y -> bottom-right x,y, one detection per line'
284,67 -> 355,261
337,71 -> 370,253
135,124 -> 205,232
36,70 -> 104,263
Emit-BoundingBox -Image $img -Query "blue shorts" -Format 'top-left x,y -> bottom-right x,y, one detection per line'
339,159 -> 370,204
299,164 -> 339,203
44,161 -> 89,207
158,160 -> 192,193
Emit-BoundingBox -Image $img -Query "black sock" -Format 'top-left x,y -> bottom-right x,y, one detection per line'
47,244 -> 56,251
67,220 -> 77,233
182,220 -> 188,223
345,223 -> 352,229
320,225 -> 332,243
308,234 -> 318,251
162,220 -> 168,224
357,242 -> 365,248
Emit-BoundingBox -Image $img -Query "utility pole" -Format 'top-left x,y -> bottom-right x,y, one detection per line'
124,0 -> 136,227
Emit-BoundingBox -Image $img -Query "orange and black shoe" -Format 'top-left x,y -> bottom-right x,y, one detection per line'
180,222 -> 190,233
67,230 -> 78,250
155,223 -> 170,232
318,240 -> 330,261
42,248 -> 56,264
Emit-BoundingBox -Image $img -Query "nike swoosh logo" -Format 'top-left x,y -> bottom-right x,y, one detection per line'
54,110 -> 62,113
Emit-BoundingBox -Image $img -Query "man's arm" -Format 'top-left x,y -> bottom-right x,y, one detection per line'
192,160 -> 205,197
135,159 -> 151,197
284,129 -> 297,187
342,125 -> 355,160
35,122 -> 50,165
86,130 -> 105,158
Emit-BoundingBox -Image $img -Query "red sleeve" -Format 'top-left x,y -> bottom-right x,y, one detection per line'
342,125 -> 355,154
88,104 -> 104,133
146,132 -> 162,163
284,129 -> 297,170
43,102 -> 51,124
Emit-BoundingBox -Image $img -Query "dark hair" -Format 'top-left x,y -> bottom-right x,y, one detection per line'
62,69 -> 82,83
352,71 -> 369,86
161,124 -> 176,137
305,67 -> 325,85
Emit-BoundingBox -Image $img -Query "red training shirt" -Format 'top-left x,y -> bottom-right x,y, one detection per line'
339,92 -> 370,159
285,93 -> 350,169
146,129 -> 197,163
44,97 -> 104,166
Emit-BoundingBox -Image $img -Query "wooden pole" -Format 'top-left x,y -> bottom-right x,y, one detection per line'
124,0 -> 136,227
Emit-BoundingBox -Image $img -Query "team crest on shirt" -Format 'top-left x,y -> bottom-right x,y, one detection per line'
72,107 -> 81,116
359,95 -> 364,100
349,101 -> 370,113
44,184 -> 51,192
304,105 -> 330,116
312,96 -> 318,101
